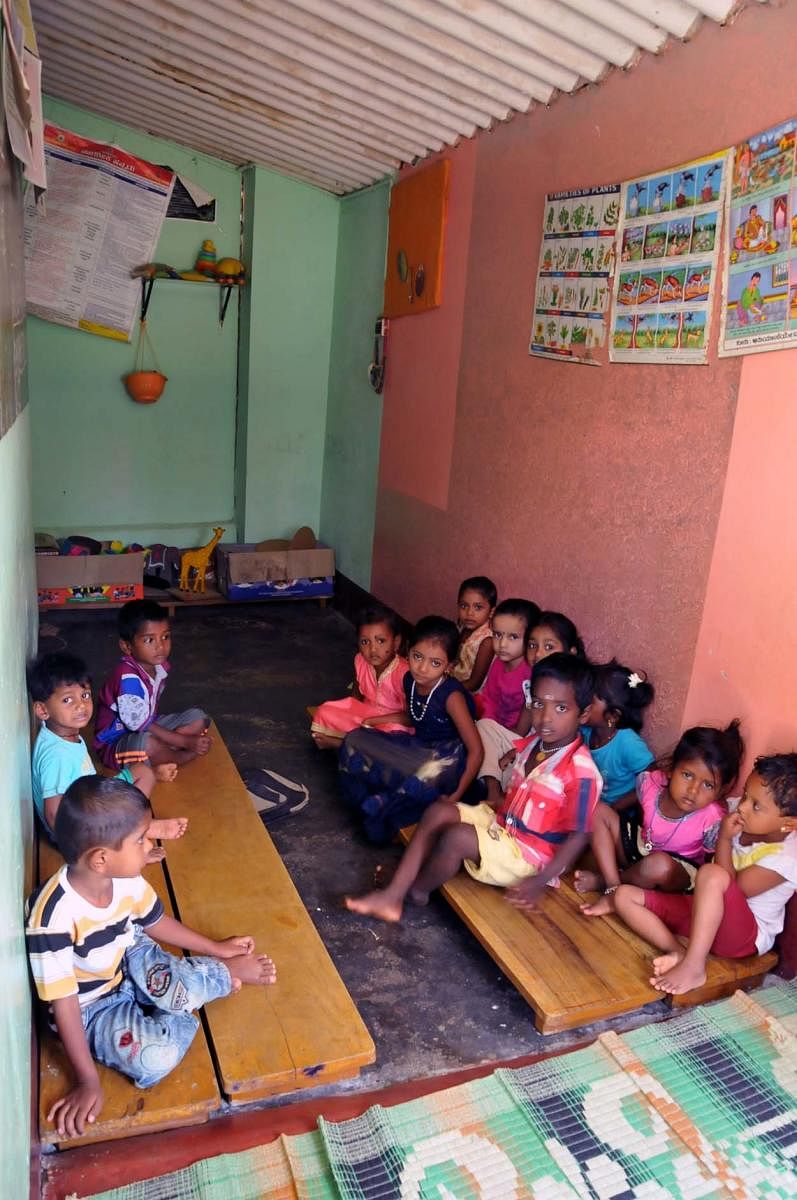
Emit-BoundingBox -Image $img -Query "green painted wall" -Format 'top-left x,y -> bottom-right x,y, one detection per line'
237,166 -> 339,542
0,139 -> 36,1190
320,183 -> 389,588
28,98 -> 242,546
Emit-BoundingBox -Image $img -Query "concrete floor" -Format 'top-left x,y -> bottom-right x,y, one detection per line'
41,601 -> 670,1104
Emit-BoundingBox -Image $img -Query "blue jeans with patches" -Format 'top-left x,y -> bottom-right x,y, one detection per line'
80,929 -> 232,1088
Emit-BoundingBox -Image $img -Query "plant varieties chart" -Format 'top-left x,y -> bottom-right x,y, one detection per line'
610,152 -> 726,364
719,120 -> 797,356
529,185 -> 620,365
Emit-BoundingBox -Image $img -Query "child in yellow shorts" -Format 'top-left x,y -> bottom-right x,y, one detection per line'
346,654 -> 602,922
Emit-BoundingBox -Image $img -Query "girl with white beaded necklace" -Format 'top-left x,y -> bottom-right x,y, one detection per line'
337,616 -> 483,845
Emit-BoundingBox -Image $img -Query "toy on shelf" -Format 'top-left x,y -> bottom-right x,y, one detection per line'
214,257 -> 246,285
179,527 -> 225,593
195,239 -> 217,276
130,246 -> 245,328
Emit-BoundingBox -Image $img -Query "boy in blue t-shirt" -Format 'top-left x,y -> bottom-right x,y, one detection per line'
28,652 -> 186,850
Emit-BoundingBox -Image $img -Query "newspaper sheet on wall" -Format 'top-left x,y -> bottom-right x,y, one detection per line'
609,152 -> 727,364
529,185 -> 620,365
24,125 -> 174,341
719,120 -> 797,357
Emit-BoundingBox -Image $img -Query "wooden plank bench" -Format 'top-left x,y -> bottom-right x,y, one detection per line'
149,723 -> 375,1103
36,841 -> 222,1148
398,829 -> 776,1034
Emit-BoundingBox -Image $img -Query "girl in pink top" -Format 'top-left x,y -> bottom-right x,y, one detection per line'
311,604 -> 409,749
580,720 -> 744,917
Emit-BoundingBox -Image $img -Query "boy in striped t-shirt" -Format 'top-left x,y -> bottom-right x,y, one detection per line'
346,654 -> 601,923
26,776 -> 276,1139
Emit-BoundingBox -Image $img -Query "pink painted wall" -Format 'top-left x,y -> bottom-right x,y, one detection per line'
379,140 -> 476,509
682,347 -> 797,771
372,2 -> 797,751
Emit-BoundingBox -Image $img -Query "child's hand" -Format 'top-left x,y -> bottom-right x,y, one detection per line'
214,935 -> 254,958
48,1079 -> 104,1138
498,749 -> 517,771
155,762 -> 179,783
719,811 -> 744,840
506,876 -> 546,911
195,730 -> 212,756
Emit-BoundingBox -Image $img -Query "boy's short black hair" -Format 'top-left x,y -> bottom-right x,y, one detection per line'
531,653 -> 595,712
55,776 -> 151,864
118,599 -> 169,642
754,754 -> 797,817
458,576 -> 498,608
27,652 -> 91,703
410,615 -> 460,664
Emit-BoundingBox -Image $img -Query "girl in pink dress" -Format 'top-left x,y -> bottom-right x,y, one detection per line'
579,720 -> 744,917
311,604 -> 409,749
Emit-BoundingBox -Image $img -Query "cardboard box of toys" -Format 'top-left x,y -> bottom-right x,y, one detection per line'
216,527 -> 334,601
36,551 -> 146,607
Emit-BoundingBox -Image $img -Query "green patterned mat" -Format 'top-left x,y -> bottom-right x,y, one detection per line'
89,982 -> 797,1199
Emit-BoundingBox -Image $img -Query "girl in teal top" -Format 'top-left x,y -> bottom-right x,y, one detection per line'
582,659 -> 655,808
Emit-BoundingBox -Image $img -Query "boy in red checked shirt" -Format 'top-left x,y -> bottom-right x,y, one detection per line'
346,654 -> 601,923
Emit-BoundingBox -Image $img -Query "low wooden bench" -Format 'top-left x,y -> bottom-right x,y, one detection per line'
149,723 -> 375,1103
398,829 -> 777,1034
36,841 -> 221,1148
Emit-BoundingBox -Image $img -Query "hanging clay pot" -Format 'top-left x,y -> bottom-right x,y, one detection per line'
124,369 -> 167,404
124,316 -> 166,403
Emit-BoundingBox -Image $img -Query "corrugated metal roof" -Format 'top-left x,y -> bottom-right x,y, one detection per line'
31,0 -> 762,194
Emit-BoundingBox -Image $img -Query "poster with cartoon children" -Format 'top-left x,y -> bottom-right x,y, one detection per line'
610,151 -> 726,363
720,119 -> 797,356
530,183 -> 620,364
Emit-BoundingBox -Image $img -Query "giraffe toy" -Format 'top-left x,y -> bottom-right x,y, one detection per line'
179,527 -> 225,593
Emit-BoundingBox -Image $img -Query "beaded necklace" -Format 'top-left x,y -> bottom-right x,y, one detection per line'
409,677 -> 443,723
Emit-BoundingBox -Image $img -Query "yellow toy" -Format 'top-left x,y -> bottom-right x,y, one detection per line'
179,527 -> 225,593
215,257 -> 246,284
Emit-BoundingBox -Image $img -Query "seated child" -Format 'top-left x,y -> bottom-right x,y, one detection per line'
26,776 -> 276,1138
581,660 -> 655,808
475,599 -> 539,808
615,754 -> 797,994
94,600 -> 211,771
337,616 -> 483,845
494,609 -> 586,786
311,603 -> 408,749
345,654 -> 601,922
450,576 -> 497,691
28,651 -> 186,851
579,720 -> 744,916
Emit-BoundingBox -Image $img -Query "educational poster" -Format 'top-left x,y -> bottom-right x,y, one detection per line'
24,125 -> 174,341
609,152 -> 727,364
529,185 -> 620,365
719,120 -> 797,357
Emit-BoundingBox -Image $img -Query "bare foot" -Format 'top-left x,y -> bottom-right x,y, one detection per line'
651,950 -> 684,977
227,953 -> 277,986
145,846 -> 166,863
345,891 -> 403,923
574,869 -> 603,894
194,732 -> 212,757
406,887 -> 430,907
155,762 -> 178,783
311,732 -> 342,750
650,954 -> 706,995
580,894 -> 615,917
150,817 -> 188,840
